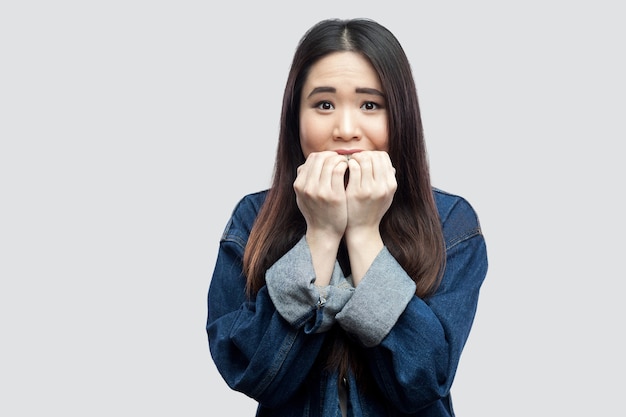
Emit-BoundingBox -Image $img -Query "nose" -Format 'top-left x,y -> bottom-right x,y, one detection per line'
333,108 -> 361,141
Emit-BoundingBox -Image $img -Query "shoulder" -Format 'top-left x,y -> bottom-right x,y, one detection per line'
433,187 -> 483,250
220,190 -> 269,246
231,189 -> 269,217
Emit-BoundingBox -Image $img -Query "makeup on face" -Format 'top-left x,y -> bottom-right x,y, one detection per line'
299,52 -> 389,158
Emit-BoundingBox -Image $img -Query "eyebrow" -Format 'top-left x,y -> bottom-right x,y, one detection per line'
306,86 -> 385,98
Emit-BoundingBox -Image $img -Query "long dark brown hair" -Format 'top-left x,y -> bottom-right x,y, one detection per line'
243,18 -> 445,382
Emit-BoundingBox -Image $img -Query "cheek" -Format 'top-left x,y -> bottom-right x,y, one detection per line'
368,123 -> 389,151
299,116 -> 327,156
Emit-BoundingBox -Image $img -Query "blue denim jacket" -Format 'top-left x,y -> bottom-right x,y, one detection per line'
207,188 -> 488,416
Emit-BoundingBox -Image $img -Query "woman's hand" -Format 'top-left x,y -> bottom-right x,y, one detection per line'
344,151 -> 397,283
294,151 -> 349,285
294,151 -> 350,238
344,151 -> 396,233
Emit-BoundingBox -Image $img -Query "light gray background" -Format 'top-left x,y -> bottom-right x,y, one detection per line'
1,1 -> 624,415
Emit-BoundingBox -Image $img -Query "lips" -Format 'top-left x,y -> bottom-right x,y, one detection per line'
335,149 -> 362,155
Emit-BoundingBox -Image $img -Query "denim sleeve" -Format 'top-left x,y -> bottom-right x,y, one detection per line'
207,195 -> 329,408
335,247 -> 417,347
266,236 -> 355,333
361,196 -> 488,413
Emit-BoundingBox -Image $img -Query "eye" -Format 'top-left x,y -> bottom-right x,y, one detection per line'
315,101 -> 334,110
361,101 -> 380,111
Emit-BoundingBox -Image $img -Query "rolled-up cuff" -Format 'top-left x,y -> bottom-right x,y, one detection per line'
317,269 -> 354,332
336,247 -> 416,347
266,237 -> 354,332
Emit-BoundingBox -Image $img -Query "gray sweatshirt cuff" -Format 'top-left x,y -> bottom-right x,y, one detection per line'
336,247 -> 416,347
266,237 -> 354,332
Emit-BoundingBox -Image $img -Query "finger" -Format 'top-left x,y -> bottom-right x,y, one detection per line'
351,152 -> 375,189
305,152 -> 329,183
345,158 -> 361,190
295,152 -> 332,192
330,157 -> 349,192
315,153 -> 344,187
368,152 -> 397,193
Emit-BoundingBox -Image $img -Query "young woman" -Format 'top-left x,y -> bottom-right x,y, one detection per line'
207,18 -> 488,416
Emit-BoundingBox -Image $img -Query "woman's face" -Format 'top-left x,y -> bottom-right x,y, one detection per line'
299,52 -> 388,158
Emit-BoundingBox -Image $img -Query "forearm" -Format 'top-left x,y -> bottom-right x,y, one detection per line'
345,226 -> 384,285
305,228 -> 342,287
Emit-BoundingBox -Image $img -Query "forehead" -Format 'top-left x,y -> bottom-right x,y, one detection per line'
304,51 -> 381,88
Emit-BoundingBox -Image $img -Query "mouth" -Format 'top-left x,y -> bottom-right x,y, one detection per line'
335,149 -> 362,156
